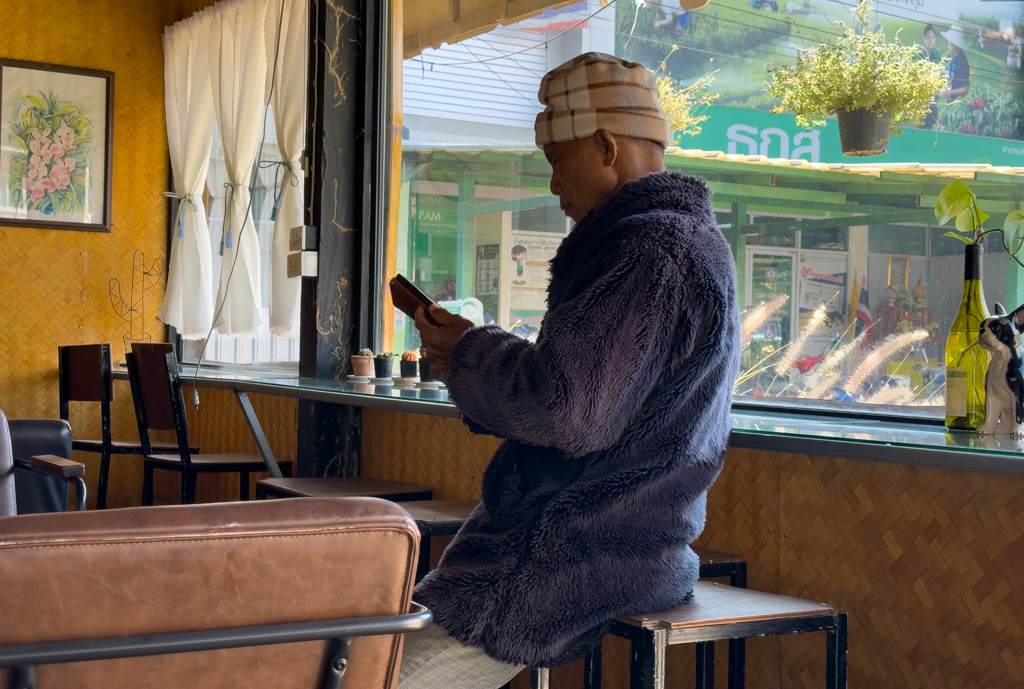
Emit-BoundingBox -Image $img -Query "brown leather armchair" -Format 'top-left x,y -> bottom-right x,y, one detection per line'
0,497 -> 429,689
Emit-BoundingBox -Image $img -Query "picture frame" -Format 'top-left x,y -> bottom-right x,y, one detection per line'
887,256 -> 910,294
0,58 -> 114,232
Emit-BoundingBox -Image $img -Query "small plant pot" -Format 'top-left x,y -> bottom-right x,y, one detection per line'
419,358 -> 434,382
351,355 -> 375,378
373,357 -> 393,378
400,360 -> 418,378
837,108 -> 890,156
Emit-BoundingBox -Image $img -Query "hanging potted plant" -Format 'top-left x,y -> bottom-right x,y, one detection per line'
766,0 -> 946,156
934,181 -> 1024,431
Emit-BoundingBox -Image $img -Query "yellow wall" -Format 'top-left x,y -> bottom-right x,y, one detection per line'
0,0 -> 226,507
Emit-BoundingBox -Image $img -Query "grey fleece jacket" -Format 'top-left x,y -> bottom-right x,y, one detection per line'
414,171 -> 740,668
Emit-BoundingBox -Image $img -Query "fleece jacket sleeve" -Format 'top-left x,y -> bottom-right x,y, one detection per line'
446,221 -> 692,457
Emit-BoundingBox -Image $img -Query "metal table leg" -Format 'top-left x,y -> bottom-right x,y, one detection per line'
696,641 -> 715,689
233,390 -> 284,479
826,612 -> 848,689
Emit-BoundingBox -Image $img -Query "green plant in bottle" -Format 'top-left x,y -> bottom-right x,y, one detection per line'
935,181 -> 1024,430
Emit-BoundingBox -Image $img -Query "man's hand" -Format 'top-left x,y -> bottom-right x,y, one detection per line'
414,305 -> 475,383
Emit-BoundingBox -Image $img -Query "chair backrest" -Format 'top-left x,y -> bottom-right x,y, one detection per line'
0,410 -> 14,518
126,344 -> 190,461
0,497 -> 420,689
8,418 -> 73,515
58,344 -> 113,441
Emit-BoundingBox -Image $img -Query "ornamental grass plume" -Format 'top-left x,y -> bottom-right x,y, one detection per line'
842,330 -> 929,396
740,294 -> 789,346
773,304 -> 828,376
800,332 -> 868,399
765,0 -> 947,135
866,384 -> 915,406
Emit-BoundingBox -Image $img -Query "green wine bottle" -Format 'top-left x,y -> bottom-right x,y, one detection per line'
945,243 -> 990,430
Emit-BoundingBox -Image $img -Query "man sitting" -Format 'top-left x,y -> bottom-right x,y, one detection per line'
403,52 -> 740,688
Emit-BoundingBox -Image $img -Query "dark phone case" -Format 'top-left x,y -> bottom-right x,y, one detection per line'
390,276 -> 441,325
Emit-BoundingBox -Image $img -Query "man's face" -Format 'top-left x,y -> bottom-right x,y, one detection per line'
543,137 -> 619,223
924,29 -> 935,50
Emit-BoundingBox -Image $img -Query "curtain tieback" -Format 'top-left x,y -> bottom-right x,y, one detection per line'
258,159 -> 300,221
163,191 -> 199,239
221,182 -> 247,254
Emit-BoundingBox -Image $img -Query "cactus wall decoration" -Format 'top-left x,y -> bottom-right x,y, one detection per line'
109,250 -> 165,356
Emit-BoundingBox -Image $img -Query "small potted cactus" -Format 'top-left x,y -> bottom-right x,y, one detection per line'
373,352 -> 396,379
418,346 -> 434,382
351,348 -> 375,377
400,350 -> 419,378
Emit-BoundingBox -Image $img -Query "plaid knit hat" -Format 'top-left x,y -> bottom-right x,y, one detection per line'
534,52 -> 671,149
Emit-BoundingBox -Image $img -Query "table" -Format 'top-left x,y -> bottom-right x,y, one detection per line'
113,370 -> 1024,479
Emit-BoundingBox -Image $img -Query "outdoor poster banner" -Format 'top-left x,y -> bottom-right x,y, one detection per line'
621,0 -> 1024,163
504,229 -> 565,336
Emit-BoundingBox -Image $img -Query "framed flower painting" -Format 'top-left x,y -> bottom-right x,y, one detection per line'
0,59 -> 113,231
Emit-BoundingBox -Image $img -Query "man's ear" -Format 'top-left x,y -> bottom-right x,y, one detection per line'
595,129 -> 618,167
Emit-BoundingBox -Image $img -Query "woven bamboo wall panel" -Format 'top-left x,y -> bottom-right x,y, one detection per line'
0,0 -> 181,507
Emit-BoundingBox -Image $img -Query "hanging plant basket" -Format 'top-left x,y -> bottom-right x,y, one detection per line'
836,108 -> 891,156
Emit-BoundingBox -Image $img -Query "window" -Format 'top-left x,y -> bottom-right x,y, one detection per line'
386,0 -> 1024,418
181,109 -> 301,367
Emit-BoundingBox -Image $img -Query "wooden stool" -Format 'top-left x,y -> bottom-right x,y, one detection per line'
396,499 -> 479,582
585,582 -> 847,689
256,477 -> 433,502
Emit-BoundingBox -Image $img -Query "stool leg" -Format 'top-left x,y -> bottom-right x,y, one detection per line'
826,612 -> 848,689
142,464 -> 154,506
530,668 -> 550,689
240,472 -> 250,501
696,642 -> 715,689
415,536 -> 431,584
97,449 -> 111,510
728,562 -> 748,689
728,637 -> 745,689
583,642 -> 602,689
629,628 -> 666,689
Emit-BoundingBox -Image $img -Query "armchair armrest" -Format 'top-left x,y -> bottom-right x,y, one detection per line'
22,455 -> 87,511
30,455 -> 85,480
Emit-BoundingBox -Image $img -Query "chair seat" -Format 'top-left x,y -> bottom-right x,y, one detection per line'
618,581 -> 834,630
258,477 -> 433,500
145,453 -> 284,471
398,499 -> 479,526
692,547 -> 744,566
74,439 -> 199,454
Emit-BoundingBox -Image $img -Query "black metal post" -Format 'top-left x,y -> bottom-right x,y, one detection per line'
696,641 -> 715,689
583,642 -> 602,689
319,636 -> 354,689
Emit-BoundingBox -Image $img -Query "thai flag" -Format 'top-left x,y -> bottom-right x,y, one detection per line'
855,285 -> 871,340
515,2 -> 589,33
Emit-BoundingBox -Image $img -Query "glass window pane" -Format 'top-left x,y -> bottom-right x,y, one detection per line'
389,0 -> 1024,419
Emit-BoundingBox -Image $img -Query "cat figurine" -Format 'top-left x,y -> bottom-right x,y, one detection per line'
977,302 -> 1024,435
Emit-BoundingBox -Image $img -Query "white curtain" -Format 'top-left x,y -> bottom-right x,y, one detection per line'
265,0 -> 307,337
208,0 -> 269,334
158,9 -> 217,337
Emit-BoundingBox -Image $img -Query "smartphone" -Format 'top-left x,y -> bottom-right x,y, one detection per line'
390,274 -> 441,325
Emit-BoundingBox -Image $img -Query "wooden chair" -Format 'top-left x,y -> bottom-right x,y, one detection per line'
58,343 -> 196,509
588,582 -> 847,689
397,499 -> 480,582
126,344 -> 291,505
